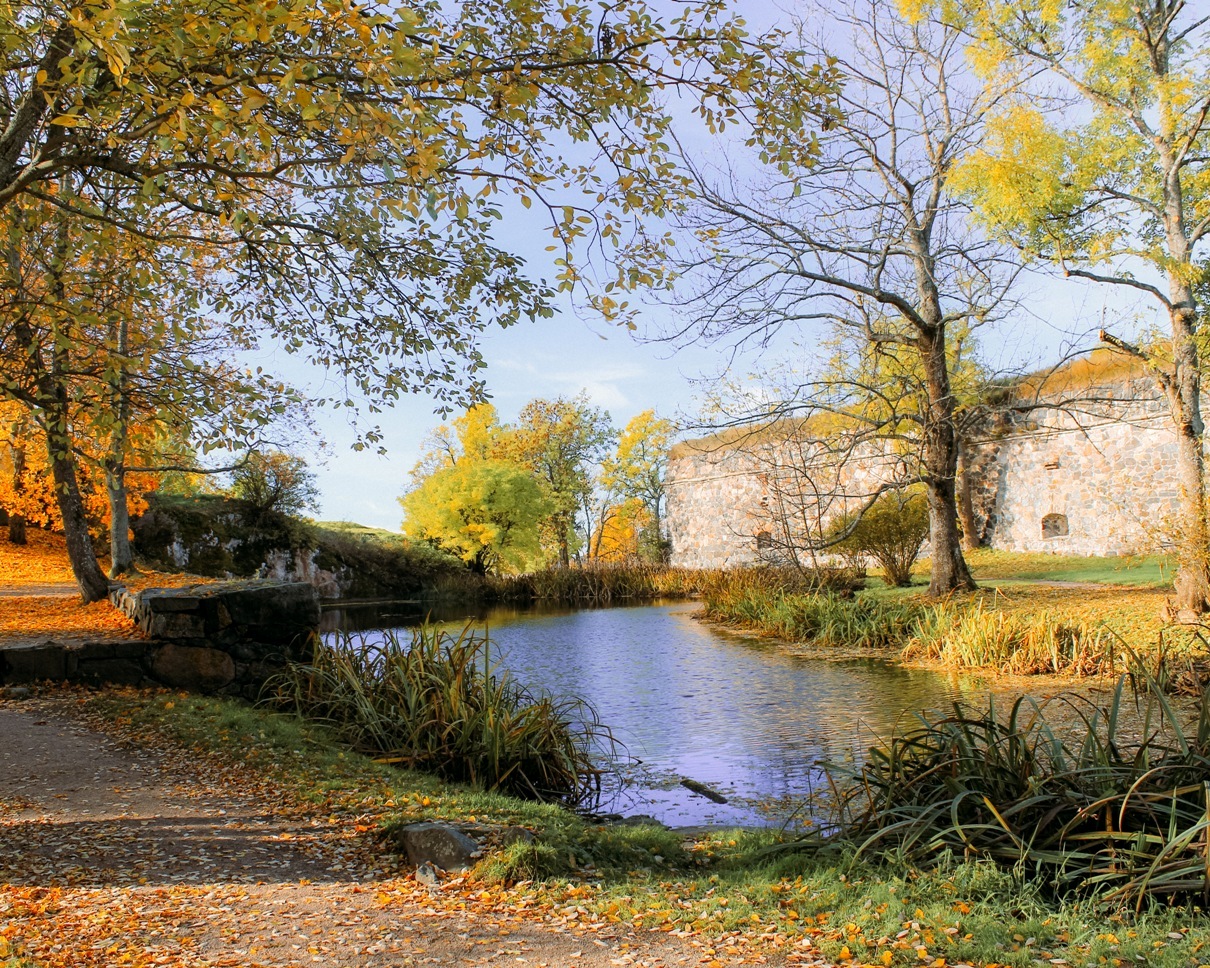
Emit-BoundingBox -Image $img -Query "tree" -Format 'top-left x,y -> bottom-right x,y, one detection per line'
229,451 -> 320,520
0,0 -> 827,598
401,460 -> 550,574
500,395 -> 616,568
667,0 -> 1021,596
600,409 -> 674,561
0,192 -> 295,594
827,489 -> 930,587
938,0 -> 1210,613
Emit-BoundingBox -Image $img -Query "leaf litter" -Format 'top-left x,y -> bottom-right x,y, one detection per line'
0,690 -> 792,967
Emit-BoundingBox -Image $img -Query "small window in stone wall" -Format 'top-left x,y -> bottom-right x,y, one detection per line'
1041,513 -> 1069,539
755,531 -> 773,551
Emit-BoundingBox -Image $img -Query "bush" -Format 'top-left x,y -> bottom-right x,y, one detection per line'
815,673 -> 1210,907
229,451 -> 320,519
828,490 -> 930,587
265,625 -> 613,804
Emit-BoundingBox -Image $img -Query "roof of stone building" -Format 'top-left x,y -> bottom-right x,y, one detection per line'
669,348 -> 1153,460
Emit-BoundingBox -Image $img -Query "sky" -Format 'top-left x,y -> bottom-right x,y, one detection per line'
247,0 -> 1153,533
282,254 -> 1117,532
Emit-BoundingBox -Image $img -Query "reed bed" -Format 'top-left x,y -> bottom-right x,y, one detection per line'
701,568 -> 916,650
265,626 -> 610,805
904,600 -> 1119,675
818,674 -> 1210,908
489,563 -> 736,605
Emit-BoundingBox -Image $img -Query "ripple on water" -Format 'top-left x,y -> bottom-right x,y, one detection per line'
322,601 -> 974,827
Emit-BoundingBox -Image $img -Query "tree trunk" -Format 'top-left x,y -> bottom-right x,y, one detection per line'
6,416 -> 28,544
1167,305 -> 1210,613
956,441 -> 979,553
106,463 -> 134,578
46,422 -> 110,603
7,437 -> 27,544
1158,143 -> 1210,613
919,325 -> 977,597
105,315 -> 136,578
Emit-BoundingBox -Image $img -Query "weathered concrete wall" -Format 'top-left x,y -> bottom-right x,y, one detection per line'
666,380 -> 1185,567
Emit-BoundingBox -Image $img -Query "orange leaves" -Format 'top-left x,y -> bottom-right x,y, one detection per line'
0,596 -> 145,640
0,528 -> 79,585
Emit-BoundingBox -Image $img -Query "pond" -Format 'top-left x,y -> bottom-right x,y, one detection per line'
321,601 -> 979,828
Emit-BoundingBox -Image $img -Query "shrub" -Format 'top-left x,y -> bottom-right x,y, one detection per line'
815,673 -> 1210,907
265,625 -> 612,804
828,490 -> 930,587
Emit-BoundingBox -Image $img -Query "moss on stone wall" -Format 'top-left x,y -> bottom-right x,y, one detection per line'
132,494 -> 468,599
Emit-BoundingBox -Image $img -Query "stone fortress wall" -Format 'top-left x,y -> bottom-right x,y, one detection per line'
665,361 -> 1185,568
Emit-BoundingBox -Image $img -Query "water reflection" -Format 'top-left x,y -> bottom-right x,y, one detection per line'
322,601 -> 975,827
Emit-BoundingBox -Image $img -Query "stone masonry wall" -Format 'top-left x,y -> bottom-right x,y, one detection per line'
666,435 -> 912,568
667,381 -> 1185,567
973,397 -> 1177,556
1,581 -> 320,696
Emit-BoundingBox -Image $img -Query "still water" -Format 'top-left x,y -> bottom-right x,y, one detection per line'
321,601 -> 974,828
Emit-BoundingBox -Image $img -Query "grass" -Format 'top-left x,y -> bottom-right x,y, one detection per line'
77,686 -> 1210,967
810,671 -> 1210,910
963,548 -> 1173,588
903,599 -> 1120,675
701,560 -> 1188,676
265,625 -> 611,804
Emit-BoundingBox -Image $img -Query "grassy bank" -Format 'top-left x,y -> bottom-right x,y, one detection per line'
75,684 -> 1210,968
699,558 -> 1200,679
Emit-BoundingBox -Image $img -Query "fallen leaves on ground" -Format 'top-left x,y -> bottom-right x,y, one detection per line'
0,529 -> 79,586
0,596 -> 146,641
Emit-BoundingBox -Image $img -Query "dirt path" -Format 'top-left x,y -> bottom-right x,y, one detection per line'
0,699 -> 805,968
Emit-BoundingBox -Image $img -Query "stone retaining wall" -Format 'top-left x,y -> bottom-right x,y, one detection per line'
666,377 -> 1185,567
0,581 -> 320,695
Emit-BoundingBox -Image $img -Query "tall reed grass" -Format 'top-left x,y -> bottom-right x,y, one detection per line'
701,568 -> 916,649
265,626 -> 611,804
818,672 -> 1210,908
904,600 -> 1119,675
488,563 -> 742,605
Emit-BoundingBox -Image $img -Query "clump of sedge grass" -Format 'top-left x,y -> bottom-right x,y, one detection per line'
701,568 -> 917,649
265,625 -> 612,805
814,670 -> 1210,909
903,599 -> 1118,675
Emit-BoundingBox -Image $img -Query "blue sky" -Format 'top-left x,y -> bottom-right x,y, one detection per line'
258,1 -> 1157,532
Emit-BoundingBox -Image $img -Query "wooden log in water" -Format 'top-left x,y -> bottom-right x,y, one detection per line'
680,778 -> 728,804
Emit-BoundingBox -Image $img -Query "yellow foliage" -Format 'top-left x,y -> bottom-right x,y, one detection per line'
949,105 -> 1076,236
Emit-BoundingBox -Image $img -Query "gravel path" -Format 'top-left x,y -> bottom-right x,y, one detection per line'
0,699 -> 795,968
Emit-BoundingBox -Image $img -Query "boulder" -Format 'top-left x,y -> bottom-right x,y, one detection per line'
151,644 -> 236,691
391,822 -> 482,872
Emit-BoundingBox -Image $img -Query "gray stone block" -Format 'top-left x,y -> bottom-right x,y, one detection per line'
391,822 -> 482,872
147,611 -> 206,639
150,644 -> 236,691
74,657 -> 147,685
2,644 -> 66,683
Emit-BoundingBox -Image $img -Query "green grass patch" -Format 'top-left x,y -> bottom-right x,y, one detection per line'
80,687 -> 1210,966
964,549 -> 1174,588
